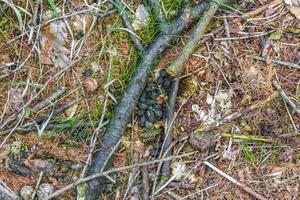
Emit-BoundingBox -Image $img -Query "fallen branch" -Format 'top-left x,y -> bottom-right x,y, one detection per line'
82,1 -> 210,199
0,180 -> 19,200
203,161 -> 268,200
168,0 -> 223,76
161,79 -> 179,177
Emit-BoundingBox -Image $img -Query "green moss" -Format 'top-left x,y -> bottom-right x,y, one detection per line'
161,0 -> 184,20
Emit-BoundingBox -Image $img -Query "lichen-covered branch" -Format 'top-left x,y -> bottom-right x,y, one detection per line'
168,0 -> 222,76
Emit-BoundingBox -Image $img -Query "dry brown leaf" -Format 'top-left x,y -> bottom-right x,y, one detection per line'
290,6 -> 300,19
84,78 -> 98,92
279,146 -> 294,162
10,88 -> 24,111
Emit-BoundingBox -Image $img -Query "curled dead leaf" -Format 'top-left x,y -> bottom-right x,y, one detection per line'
84,78 -> 98,92
290,6 -> 300,20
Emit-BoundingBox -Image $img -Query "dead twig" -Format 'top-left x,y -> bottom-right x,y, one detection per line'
44,152 -> 197,200
273,80 -> 300,115
141,166 -> 150,200
203,161 -> 268,200
113,0 -> 144,51
253,56 -> 300,70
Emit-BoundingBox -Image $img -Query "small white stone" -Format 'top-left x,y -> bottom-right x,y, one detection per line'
20,185 -> 34,200
37,183 -> 54,199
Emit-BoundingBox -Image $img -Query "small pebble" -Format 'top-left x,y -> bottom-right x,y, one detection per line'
82,69 -> 93,78
159,69 -> 167,77
37,183 -> 54,199
75,31 -> 84,40
139,115 -> 146,126
145,121 -> 153,129
20,185 -> 34,200
146,109 -> 156,122
137,110 -> 144,116
137,69 -> 172,129
146,99 -> 156,105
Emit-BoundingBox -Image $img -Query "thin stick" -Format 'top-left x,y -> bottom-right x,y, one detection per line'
32,87 -> 66,111
203,161 -> 268,200
273,81 -> 300,115
44,152 -> 196,200
31,171 -> 44,199
113,0 -> 144,51
253,56 -> 300,70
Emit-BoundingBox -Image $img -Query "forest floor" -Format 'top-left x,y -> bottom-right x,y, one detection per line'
0,0 -> 300,199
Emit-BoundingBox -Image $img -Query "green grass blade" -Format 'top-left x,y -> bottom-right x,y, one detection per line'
47,0 -> 59,17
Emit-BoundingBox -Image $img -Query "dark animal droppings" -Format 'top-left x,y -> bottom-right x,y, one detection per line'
137,69 -> 173,129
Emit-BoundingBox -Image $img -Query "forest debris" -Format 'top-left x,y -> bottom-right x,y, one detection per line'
203,161 -> 268,200
192,89 -> 233,125
10,88 -> 24,112
37,183 -> 54,199
132,5 -> 150,30
20,185 -> 33,200
0,180 -> 19,200
253,56 -> 300,70
273,80 -> 300,115
189,131 -> 215,151
290,5 -> 300,19
32,87 -> 66,112
83,2 -> 210,199
9,159 -> 30,177
41,21 -> 70,68
84,78 -> 98,92
171,161 -> 186,180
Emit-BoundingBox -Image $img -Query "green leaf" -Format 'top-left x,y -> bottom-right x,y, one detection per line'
243,145 -> 256,165
285,28 -> 300,34
269,28 -> 282,40
47,0 -> 59,17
